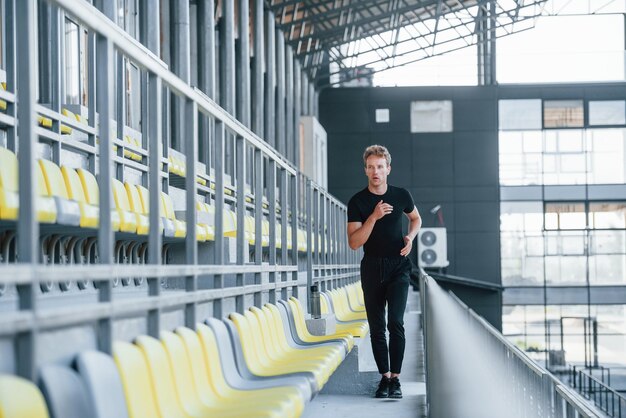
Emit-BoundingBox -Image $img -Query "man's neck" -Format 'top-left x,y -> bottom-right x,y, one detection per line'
368,183 -> 388,195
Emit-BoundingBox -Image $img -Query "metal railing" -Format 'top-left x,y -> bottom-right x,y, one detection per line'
420,270 -> 602,418
0,0 -> 359,380
571,366 -> 626,417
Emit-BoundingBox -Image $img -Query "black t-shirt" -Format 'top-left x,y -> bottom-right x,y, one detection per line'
347,185 -> 415,257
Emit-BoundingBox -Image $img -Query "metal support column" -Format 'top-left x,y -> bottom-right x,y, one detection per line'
147,73 -> 162,337
285,46 -> 294,163
237,0 -> 250,127
220,0 -> 235,113
264,9 -> 275,147
197,0 -> 215,167
289,174 -> 298,297
252,0 -> 264,136
276,29 -> 285,155
235,134 -> 246,313
279,167 -> 288,299
268,160 -> 277,303
96,35 -> 114,355
213,121 -> 226,318
301,73 -> 309,115
15,0 -> 38,380
173,0 -> 191,150
293,59 -> 301,168
185,100 -> 198,327
253,149 -> 263,307
306,180 -> 313,312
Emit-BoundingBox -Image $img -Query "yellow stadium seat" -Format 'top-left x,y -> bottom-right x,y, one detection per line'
111,178 -> 137,233
76,168 -> 120,231
39,159 -> 81,226
0,82 -> 7,111
229,311 -> 330,389
112,342 -> 161,418
245,215 -> 256,245
135,185 -> 164,235
61,166 -> 99,228
196,201 -> 215,241
60,108 -> 75,135
160,192 -> 186,238
124,182 -> 149,235
38,115 -> 52,128
0,374 -> 50,418
0,147 -> 19,221
180,325 -> 304,416
261,219 -> 270,247
223,208 -> 237,238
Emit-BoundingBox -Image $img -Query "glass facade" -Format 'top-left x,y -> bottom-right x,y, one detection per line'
500,97 -> 626,369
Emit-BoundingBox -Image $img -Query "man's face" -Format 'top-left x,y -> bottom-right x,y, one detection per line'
365,155 -> 391,187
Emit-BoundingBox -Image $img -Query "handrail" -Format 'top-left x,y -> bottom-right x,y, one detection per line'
572,366 -> 626,417
428,271 -> 504,291
419,268 -> 601,418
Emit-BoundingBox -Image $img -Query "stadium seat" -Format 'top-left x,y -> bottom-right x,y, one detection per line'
176,325 -> 304,416
39,364 -> 94,418
38,159 -> 81,226
61,166 -> 98,228
0,374 -> 50,418
160,192 -> 186,238
111,178 -> 137,233
124,182 -> 149,235
76,168 -> 121,231
112,341 -> 161,418
75,350 -> 130,418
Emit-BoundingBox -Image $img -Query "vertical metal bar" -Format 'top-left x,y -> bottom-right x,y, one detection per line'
173,0 -> 190,150
306,180 -> 313,312
213,120 -> 225,318
320,191 -> 327,288
235,135 -> 246,313
275,29 -> 285,155
96,35 -> 114,355
252,0 -> 264,136
220,0 -> 235,113
254,148 -> 263,307
237,0 -> 250,127
264,9 -> 275,147
5,0 -> 16,152
15,0 -> 38,380
301,73 -> 308,115
140,0 -> 160,55
313,186 -> 320,289
147,73 -> 162,337
197,0 -> 215,166
308,82 -> 315,120
185,99 -> 198,327
293,59 -> 301,168
285,45 -> 294,163
290,173 -> 298,297
268,159 -> 277,303
280,167 -> 288,299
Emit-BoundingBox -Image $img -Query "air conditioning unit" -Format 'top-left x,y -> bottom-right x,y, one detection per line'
417,227 -> 449,268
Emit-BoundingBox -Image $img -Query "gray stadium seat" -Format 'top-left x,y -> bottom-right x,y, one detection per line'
39,364 -> 94,418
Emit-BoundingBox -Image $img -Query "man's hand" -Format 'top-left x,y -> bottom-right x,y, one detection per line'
371,200 -> 393,221
400,235 -> 413,257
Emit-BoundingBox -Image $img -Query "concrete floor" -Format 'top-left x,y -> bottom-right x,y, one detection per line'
302,289 -> 427,418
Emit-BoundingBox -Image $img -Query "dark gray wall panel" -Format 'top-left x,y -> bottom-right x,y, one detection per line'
453,132 -> 499,186
454,232 -> 500,284
454,202 -> 499,232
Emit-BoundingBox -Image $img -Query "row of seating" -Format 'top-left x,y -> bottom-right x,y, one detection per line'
0,283 -> 368,418
0,146 -> 326,251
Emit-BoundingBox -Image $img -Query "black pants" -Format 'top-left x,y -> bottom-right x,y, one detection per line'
360,256 -> 411,374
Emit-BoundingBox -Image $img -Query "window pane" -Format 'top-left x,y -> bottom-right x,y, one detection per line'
589,203 -> 626,229
499,99 -> 542,130
589,100 -> 626,126
64,18 -> 80,105
544,100 -> 584,128
410,100 -> 453,133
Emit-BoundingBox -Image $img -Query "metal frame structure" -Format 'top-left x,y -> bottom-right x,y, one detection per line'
270,0 -> 548,86
0,0 -> 359,380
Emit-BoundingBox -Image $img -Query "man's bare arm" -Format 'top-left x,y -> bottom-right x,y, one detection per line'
399,207 -> 422,256
347,200 -> 393,250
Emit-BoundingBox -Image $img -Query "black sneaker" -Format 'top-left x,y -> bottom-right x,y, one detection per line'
375,376 -> 390,398
388,377 -> 402,399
